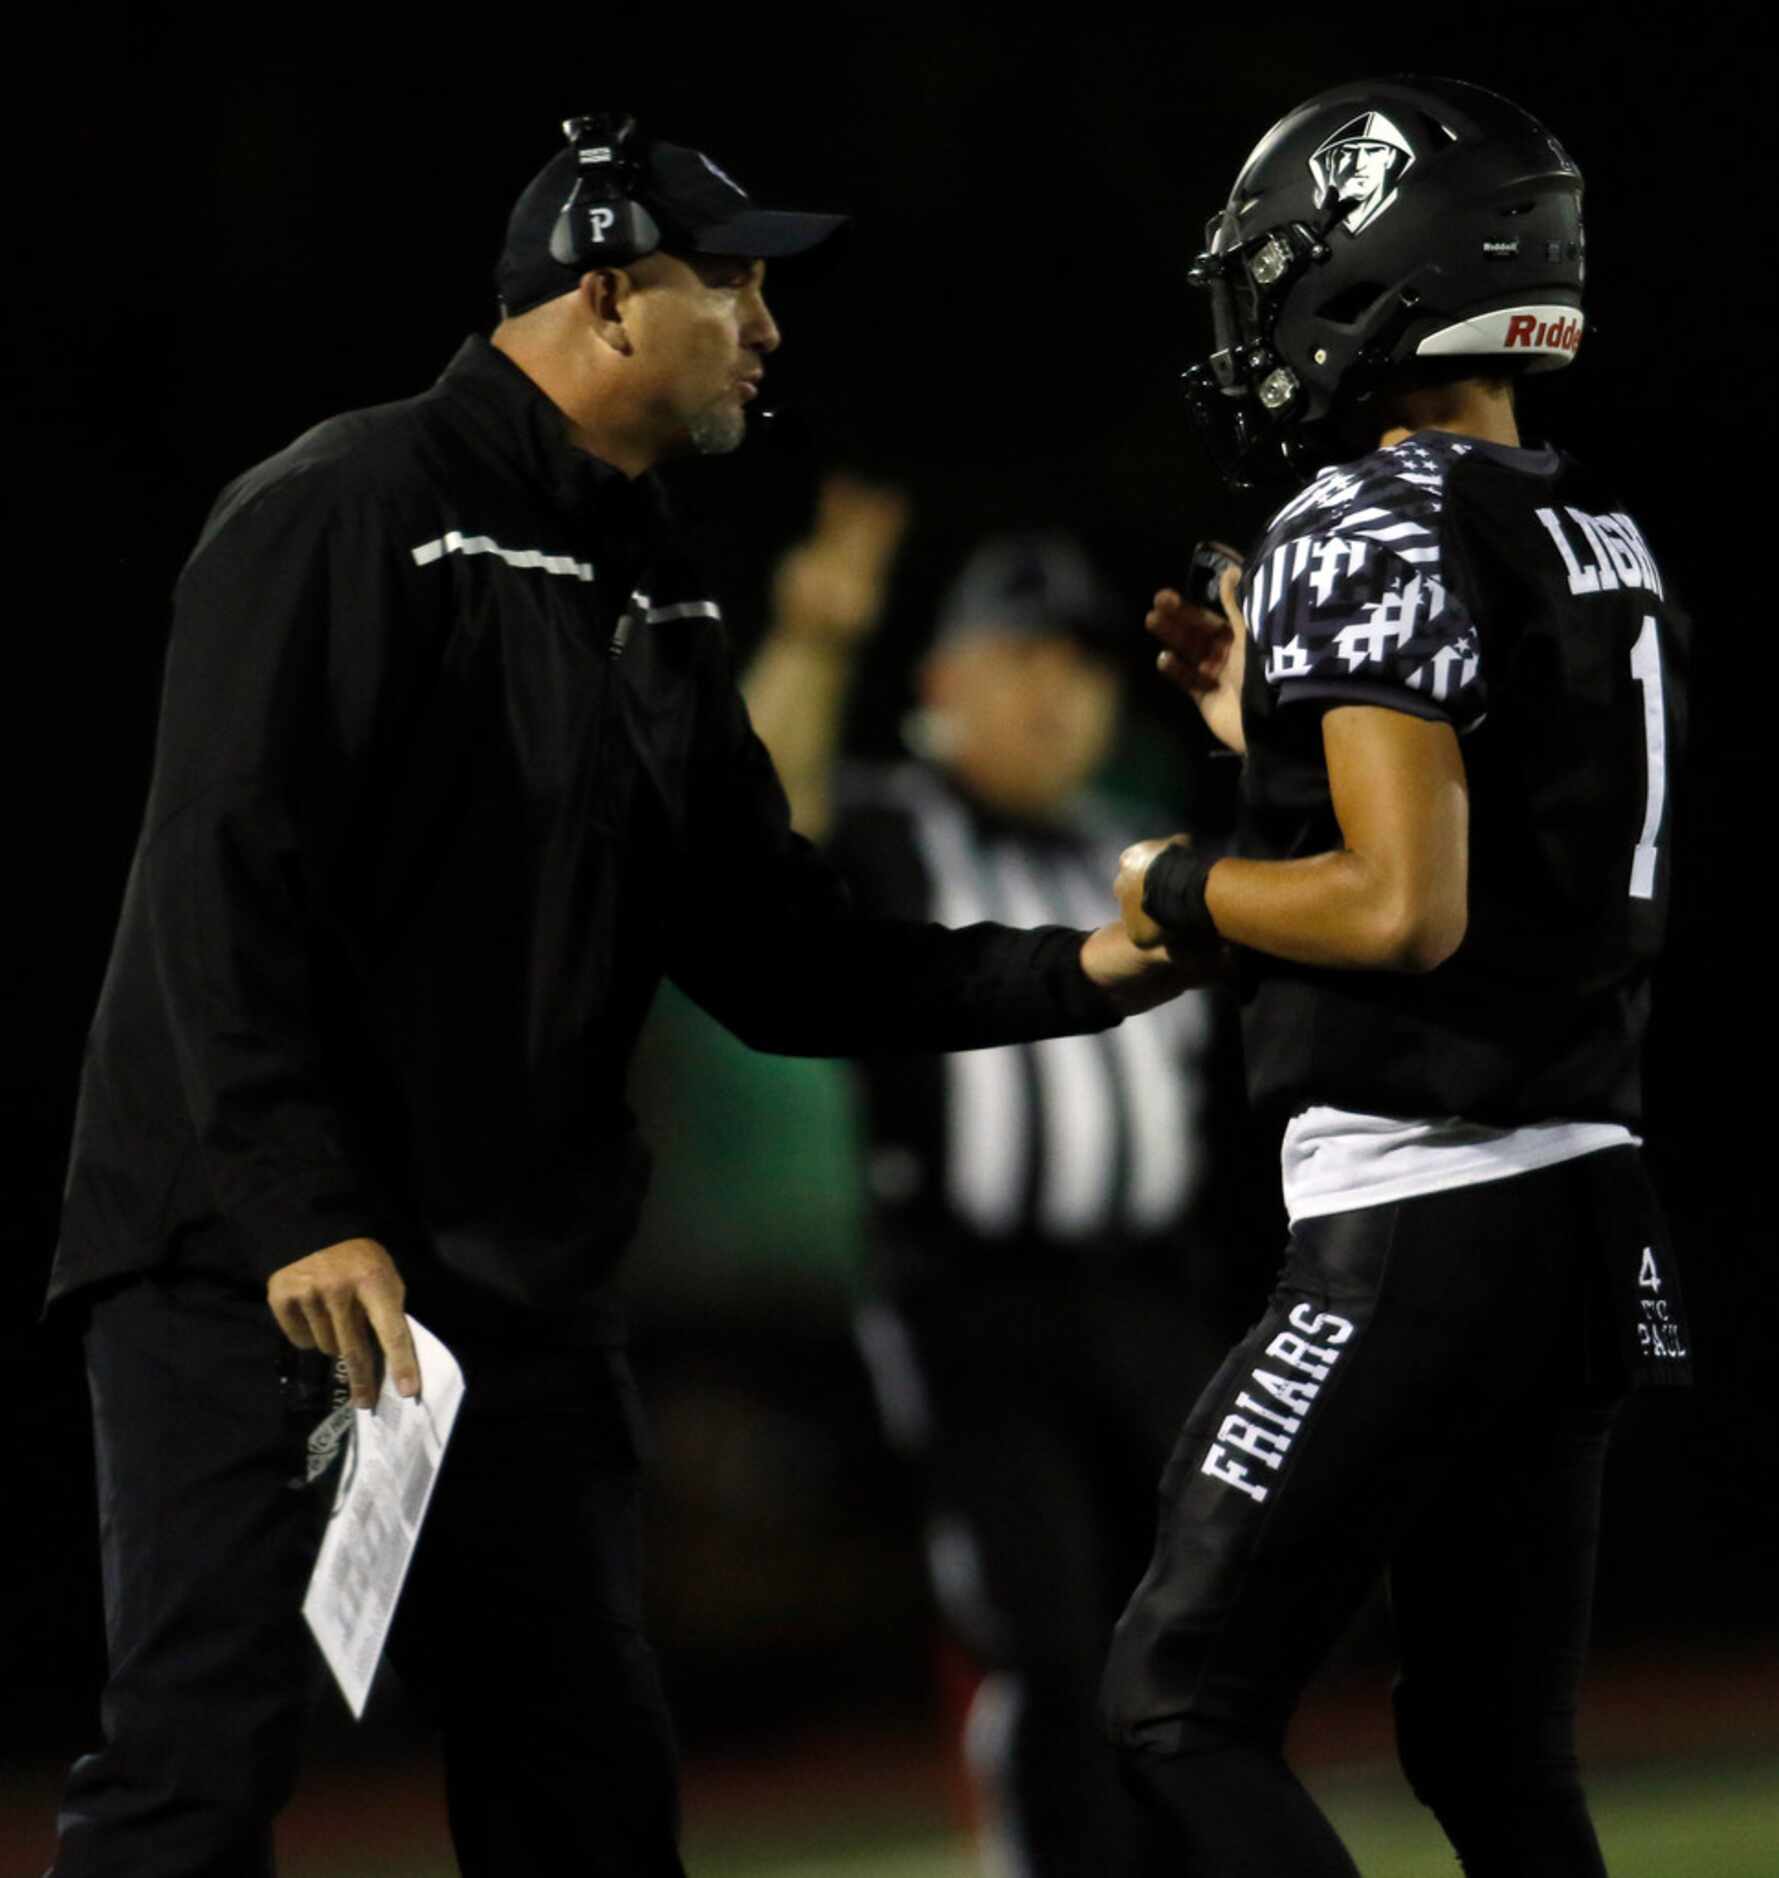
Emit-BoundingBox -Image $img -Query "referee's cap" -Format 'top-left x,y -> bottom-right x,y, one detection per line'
497,131 -> 847,317
932,533 -> 1123,657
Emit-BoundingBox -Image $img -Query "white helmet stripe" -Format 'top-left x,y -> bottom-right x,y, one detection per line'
1415,304 -> 1584,364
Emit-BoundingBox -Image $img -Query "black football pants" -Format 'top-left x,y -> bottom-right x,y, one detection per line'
53,1268 -> 684,1878
1103,1154 -> 1636,1878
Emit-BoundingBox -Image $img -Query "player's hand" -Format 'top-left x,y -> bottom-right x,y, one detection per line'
1115,834 -> 1192,949
1148,591 -> 1232,694
1080,918 -> 1221,1014
771,472 -> 911,647
1149,548 -> 1247,754
268,1237 -> 420,1410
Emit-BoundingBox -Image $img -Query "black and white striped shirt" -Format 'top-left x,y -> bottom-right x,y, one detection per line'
830,765 -> 1220,1266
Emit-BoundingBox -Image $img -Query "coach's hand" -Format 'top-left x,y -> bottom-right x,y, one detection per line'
268,1237 -> 420,1409
1116,834 -> 1193,949
1080,920 -> 1220,1014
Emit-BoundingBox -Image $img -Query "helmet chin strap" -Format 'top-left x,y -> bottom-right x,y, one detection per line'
1181,360 -> 1297,492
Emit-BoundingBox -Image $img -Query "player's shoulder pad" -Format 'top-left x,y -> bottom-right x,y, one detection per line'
1241,435 -> 1478,645
1257,434 -> 1475,558
1242,436 -> 1487,722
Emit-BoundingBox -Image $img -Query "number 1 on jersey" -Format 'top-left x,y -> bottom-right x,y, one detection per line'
1628,615 -> 1666,901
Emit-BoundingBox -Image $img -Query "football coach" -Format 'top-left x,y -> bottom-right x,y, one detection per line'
43,115 -> 1196,1877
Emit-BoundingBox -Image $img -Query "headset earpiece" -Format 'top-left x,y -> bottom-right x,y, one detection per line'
548,113 -> 663,271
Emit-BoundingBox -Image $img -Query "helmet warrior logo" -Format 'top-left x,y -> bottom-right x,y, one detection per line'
1309,111 -> 1416,235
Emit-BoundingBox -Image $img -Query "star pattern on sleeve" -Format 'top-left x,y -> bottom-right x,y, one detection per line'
1243,438 -> 1485,725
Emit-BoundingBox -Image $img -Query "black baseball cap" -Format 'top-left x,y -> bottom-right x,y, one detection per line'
933,533 -> 1123,655
496,131 -> 847,317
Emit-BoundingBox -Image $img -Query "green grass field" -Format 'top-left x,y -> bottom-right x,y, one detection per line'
674,1758 -> 1779,1878
9,1737 -> 1773,1875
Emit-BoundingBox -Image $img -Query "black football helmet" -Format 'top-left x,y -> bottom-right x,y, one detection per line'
1185,76 -> 1585,486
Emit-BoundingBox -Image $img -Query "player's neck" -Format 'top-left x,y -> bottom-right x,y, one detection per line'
1376,379 -> 1521,452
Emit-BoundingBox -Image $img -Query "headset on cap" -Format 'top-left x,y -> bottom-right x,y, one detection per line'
548,113 -> 662,270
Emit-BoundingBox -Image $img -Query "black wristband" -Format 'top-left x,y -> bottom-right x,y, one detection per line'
1142,843 -> 1221,945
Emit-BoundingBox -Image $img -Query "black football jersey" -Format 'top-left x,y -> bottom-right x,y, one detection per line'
1234,431 -> 1687,1129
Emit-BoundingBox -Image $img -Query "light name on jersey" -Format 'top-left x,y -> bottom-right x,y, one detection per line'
1534,506 -> 1666,598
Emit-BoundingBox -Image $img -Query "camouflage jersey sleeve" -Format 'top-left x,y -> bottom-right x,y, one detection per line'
1240,436 -> 1486,731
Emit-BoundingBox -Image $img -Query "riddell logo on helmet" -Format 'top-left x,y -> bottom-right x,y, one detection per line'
1416,305 -> 1586,363
1506,312 -> 1582,353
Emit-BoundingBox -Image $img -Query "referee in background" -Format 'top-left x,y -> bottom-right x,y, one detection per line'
747,486 -> 1252,1874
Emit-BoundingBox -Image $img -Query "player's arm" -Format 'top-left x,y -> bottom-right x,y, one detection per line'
1119,705 -> 1469,972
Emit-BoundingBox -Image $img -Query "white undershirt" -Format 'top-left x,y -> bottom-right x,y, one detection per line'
1280,1104 -> 1639,1224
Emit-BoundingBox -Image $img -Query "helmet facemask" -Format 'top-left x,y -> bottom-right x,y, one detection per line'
1183,194 -> 1360,489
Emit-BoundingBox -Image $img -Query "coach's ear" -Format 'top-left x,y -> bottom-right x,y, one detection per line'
576,268 -> 637,356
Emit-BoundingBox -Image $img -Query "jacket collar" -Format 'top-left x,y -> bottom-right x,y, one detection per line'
435,333 -> 659,522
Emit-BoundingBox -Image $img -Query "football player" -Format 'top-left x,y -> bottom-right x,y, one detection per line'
1100,76 -> 1692,1878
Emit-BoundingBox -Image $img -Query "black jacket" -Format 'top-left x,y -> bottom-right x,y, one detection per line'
50,336 -> 1120,1340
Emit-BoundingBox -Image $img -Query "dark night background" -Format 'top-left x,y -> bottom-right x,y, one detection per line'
3,0 -> 1773,1862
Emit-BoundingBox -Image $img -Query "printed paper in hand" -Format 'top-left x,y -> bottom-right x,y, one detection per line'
302,1316 -> 465,1717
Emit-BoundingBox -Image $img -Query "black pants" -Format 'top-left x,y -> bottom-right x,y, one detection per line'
53,1269 -> 684,1878
1102,1154 -> 1642,1878
863,1266 -> 1231,1877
